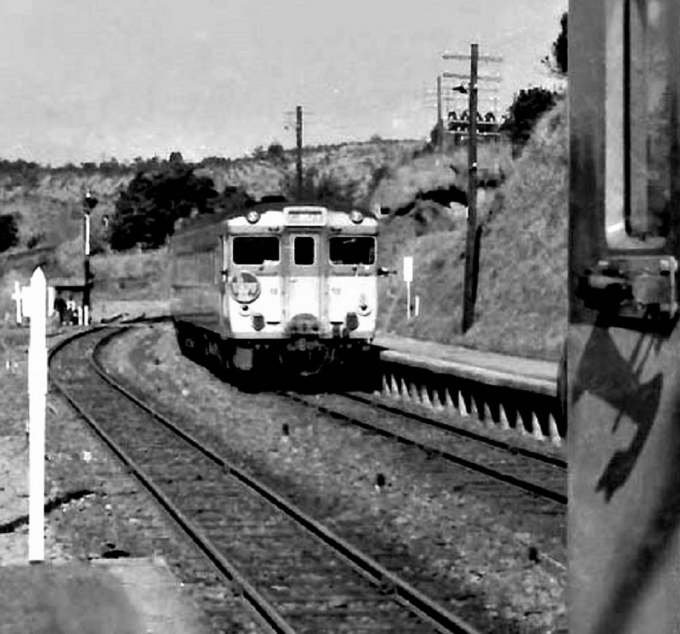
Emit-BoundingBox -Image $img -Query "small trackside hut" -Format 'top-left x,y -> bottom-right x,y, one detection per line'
568,1 -> 680,632
170,203 -> 380,380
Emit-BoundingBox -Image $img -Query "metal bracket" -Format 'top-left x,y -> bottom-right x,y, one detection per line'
579,256 -> 678,320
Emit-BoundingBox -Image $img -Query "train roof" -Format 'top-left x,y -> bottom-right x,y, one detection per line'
172,202 -> 378,243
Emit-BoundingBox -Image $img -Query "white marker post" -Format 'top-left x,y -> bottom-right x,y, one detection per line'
47,287 -> 55,319
11,282 -> 22,325
28,267 -> 48,563
403,256 -> 413,320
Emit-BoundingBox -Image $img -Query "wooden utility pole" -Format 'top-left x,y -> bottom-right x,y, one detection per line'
462,44 -> 478,333
436,75 -> 444,153
443,46 -> 501,332
296,105 -> 303,200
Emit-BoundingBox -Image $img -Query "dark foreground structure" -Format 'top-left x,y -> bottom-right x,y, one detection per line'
568,0 -> 680,632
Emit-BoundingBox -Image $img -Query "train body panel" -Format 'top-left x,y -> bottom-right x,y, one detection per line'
170,203 -> 380,377
170,223 -> 223,334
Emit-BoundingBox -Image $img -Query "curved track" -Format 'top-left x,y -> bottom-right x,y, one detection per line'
50,326 -> 484,634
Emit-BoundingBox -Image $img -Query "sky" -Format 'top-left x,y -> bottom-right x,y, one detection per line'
0,0 -> 567,165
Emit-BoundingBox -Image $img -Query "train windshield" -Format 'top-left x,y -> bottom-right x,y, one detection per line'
605,0 -> 674,250
329,237 -> 376,265
232,237 -> 280,265
294,236 -> 315,265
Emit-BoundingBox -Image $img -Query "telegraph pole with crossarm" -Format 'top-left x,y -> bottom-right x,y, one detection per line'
296,105 -> 303,199
443,46 -> 502,333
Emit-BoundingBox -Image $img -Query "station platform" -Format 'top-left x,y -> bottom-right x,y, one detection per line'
373,332 -> 559,394
0,557 -> 211,634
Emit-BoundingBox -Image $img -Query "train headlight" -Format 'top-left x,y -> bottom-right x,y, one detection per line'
246,210 -> 260,224
349,210 -> 364,224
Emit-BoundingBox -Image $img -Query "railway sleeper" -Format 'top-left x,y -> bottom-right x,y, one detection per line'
281,605 -> 405,618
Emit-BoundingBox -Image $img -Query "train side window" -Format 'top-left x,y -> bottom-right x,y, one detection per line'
605,0 -> 672,250
232,237 -> 279,265
294,236 -> 315,265
329,237 -> 376,265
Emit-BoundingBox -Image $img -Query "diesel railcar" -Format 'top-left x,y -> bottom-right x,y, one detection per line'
170,202 -> 381,379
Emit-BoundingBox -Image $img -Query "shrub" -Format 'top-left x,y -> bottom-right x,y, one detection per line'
0,214 -> 19,252
500,87 -> 558,156
108,157 -> 219,251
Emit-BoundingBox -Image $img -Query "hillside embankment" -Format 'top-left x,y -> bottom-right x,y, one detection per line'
0,110 -> 567,361
375,100 -> 567,361
0,140 -> 418,317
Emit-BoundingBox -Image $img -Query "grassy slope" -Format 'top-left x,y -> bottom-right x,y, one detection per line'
371,143 -> 511,212
377,100 -> 567,361
0,139 -> 419,258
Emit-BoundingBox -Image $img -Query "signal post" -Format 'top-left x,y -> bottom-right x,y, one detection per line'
82,191 -> 98,324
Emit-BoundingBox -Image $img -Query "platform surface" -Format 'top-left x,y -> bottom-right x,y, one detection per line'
374,332 -> 558,383
0,557 -> 211,634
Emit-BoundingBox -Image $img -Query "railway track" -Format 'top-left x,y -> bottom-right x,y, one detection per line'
280,388 -> 567,574
283,391 -> 567,507
50,326 -> 484,634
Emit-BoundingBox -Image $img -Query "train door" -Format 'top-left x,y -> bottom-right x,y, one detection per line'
284,233 -> 323,328
569,1 -> 680,632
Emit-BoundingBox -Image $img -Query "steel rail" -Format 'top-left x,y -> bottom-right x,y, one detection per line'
283,392 -> 567,506
344,391 -> 566,469
50,327 -> 294,634
88,326 -> 484,634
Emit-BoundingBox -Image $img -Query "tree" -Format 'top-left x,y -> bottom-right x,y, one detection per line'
283,167 -> 359,209
108,157 -> 219,251
543,12 -> 567,76
499,87 -> 558,155
211,185 -> 255,217
266,142 -> 286,164
0,214 -> 19,252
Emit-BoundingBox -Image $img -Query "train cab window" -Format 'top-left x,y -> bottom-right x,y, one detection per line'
294,236 -> 315,265
232,237 -> 279,265
329,237 -> 376,265
605,0 -> 673,250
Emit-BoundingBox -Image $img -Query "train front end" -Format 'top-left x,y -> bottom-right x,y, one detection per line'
224,204 -> 379,376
